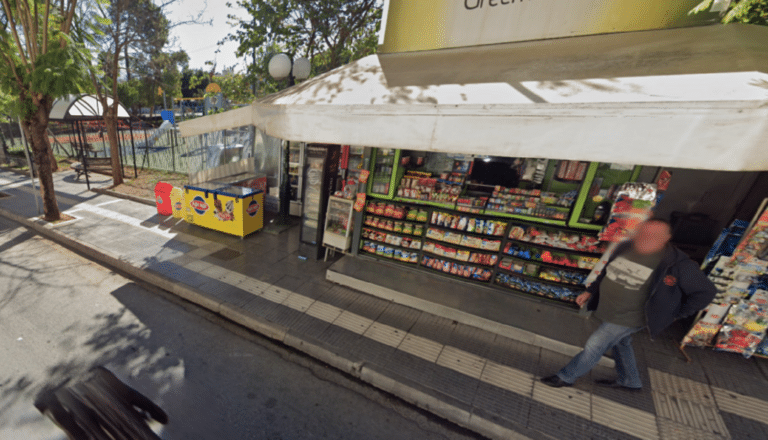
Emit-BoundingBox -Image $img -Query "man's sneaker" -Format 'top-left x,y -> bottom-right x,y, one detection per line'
595,379 -> 642,391
540,375 -> 572,388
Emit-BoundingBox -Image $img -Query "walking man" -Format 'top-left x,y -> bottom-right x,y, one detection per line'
540,218 -> 717,390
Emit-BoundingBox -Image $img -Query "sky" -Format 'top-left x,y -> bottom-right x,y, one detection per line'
164,0 -> 249,72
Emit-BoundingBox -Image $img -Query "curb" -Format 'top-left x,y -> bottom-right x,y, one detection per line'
90,186 -> 156,207
0,207 -> 526,440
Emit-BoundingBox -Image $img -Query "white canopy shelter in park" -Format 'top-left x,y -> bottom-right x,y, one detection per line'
179,24 -> 768,171
50,94 -> 129,121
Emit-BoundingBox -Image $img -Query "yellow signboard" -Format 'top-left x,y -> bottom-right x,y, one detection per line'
379,0 -> 729,53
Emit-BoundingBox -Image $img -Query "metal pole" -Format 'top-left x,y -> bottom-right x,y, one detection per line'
128,117 -> 138,178
77,121 -> 91,191
18,117 -> 40,215
117,122 -> 125,180
171,123 -> 176,173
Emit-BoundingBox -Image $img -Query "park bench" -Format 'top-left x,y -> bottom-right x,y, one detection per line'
71,157 -> 114,180
70,142 -> 120,180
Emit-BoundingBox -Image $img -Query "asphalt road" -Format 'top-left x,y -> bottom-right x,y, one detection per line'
0,216 -> 482,440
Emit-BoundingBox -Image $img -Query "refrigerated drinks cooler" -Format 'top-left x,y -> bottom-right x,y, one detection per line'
299,144 -> 340,260
287,141 -> 305,217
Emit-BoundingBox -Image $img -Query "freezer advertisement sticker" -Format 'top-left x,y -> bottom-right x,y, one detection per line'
247,200 -> 260,217
190,196 -> 209,215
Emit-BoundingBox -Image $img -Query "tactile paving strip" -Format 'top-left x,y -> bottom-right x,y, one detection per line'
396,333 -> 444,363
592,395 -> 659,440
712,387 -> 768,425
649,369 -> 729,438
656,418 -> 728,440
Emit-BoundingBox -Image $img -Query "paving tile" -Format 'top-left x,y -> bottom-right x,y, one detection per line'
373,303 -> 421,333
447,323 -> 497,359
436,346 -> 487,380
472,382 -> 532,428
216,287 -> 259,309
342,293 -> 389,322
281,292 -> 315,313
589,379 -> 656,414
258,285 -> 289,304
415,362 -> 480,406
305,302 -> 344,324
527,401 -> 610,440
469,406 -> 534,440
351,335 -> 398,368
485,334 -> 541,375
262,303 -> 305,329
272,274 -> 307,293
292,279 -> 335,300
317,323 -> 362,352
239,295 -> 283,318
480,361 -> 534,397
648,369 -> 717,407
315,286 -> 359,310
382,349 -> 435,385
712,387 -> 768,425
656,418 -> 728,440
236,278 -> 270,295
407,313 -> 457,346
332,311 -> 374,335
396,333 -> 445,363
290,313 -> 332,339
718,408 -> 766,439
363,322 -> 407,349
532,381 -> 591,420
592,395 -> 659,440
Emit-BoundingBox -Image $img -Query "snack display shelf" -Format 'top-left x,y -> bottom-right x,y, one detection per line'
426,223 -> 506,238
494,273 -> 581,303
392,197 -> 457,210
361,223 -> 424,237
504,241 -> 603,258
508,224 -> 606,254
419,258 -> 494,283
494,282 -> 578,305
480,209 -> 569,226
360,242 -> 420,265
421,248 -> 497,267
362,228 -> 421,250
495,265 -> 587,288
424,232 -> 502,252
363,237 -> 422,252
500,253 -> 593,272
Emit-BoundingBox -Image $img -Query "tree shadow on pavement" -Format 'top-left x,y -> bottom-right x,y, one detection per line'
0,282 -> 193,439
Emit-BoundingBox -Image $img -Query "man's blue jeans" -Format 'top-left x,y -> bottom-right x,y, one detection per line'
556,322 -> 644,388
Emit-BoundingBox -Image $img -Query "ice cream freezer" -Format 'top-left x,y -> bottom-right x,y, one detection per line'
183,182 -> 264,237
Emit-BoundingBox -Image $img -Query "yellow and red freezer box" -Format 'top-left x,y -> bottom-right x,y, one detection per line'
184,183 -> 264,237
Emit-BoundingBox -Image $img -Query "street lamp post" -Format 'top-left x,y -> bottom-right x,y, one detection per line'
268,54 -> 311,224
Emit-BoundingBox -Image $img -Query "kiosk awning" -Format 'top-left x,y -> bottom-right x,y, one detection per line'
179,24 -> 768,171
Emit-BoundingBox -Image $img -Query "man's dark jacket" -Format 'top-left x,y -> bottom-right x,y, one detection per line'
585,241 -> 717,337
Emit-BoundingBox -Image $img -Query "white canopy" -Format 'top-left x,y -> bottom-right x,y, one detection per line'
50,94 -> 129,120
179,25 -> 768,171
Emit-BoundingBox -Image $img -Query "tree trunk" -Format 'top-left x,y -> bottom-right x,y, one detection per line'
104,108 -> 124,186
25,103 -> 61,222
48,136 -> 59,172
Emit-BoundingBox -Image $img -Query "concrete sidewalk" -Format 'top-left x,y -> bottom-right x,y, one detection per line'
1,168 -> 767,440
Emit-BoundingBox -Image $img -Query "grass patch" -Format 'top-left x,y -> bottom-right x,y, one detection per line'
110,168 -> 188,200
